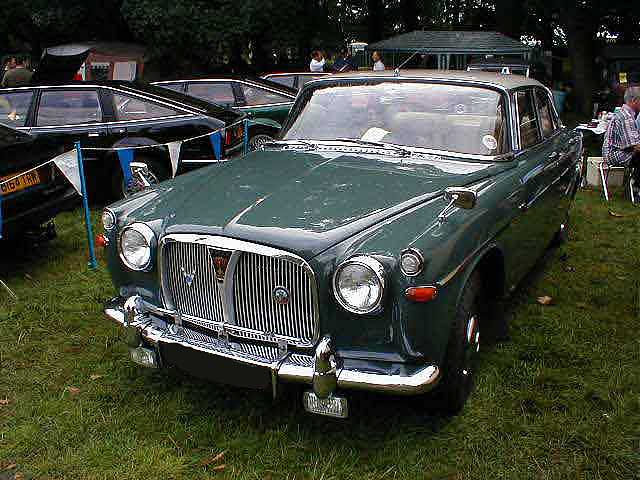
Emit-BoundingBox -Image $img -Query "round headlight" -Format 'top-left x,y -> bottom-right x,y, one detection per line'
102,209 -> 116,231
333,256 -> 385,314
118,223 -> 155,271
399,248 -> 424,276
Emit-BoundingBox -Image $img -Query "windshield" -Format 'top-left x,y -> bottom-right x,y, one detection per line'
282,81 -> 507,156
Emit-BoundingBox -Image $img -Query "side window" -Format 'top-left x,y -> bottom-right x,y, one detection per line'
240,84 -> 292,106
187,82 -> 235,106
37,90 -> 102,126
112,93 -> 180,121
516,90 -> 541,149
269,76 -> 295,88
0,91 -> 33,127
535,89 -> 556,137
158,82 -> 185,93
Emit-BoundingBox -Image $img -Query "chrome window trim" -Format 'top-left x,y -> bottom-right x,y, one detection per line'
0,84 -> 201,115
158,234 -> 320,348
27,113 -> 196,131
154,79 -> 296,101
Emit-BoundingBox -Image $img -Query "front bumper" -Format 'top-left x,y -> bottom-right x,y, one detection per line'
105,295 -> 441,397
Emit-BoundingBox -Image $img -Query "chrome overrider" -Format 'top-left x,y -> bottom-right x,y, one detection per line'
105,295 -> 441,401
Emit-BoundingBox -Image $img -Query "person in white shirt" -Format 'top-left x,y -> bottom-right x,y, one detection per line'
372,51 -> 385,71
309,51 -> 325,73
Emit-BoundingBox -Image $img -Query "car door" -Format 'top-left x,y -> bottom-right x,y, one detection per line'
28,87 -> 110,158
533,87 -> 581,226
107,88 -> 216,165
235,81 -> 294,124
504,88 -> 558,283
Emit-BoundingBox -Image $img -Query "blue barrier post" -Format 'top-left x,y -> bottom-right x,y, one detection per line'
75,142 -> 98,270
243,118 -> 250,155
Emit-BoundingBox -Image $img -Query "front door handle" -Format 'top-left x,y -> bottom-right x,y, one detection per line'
87,131 -> 105,137
112,127 -> 128,134
548,152 -> 558,160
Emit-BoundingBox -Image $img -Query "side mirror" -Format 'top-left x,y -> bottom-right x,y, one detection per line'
443,187 -> 477,210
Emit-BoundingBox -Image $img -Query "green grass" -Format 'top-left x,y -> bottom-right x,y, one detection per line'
1,190 -> 639,479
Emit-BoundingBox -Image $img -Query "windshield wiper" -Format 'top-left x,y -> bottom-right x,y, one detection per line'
335,138 -> 412,157
262,140 -> 317,152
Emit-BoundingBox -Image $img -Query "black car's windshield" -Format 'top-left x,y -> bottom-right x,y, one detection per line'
282,81 -> 507,156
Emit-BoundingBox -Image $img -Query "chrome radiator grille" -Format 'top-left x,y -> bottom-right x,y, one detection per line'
162,241 -> 224,322
233,252 -> 316,345
160,235 -> 319,347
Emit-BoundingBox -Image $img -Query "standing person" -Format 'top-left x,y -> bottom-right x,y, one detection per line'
333,47 -> 356,73
602,86 -> 640,198
1,56 -> 33,87
309,50 -> 325,73
372,51 -> 385,71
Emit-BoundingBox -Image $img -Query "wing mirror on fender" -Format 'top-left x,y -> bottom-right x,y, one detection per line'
444,187 -> 477,210
438,187 -> 478,223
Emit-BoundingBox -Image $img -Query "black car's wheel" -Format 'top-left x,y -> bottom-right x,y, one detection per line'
434,271 -> 482,413
111,157 -> 170,199
248,134 -> 275,152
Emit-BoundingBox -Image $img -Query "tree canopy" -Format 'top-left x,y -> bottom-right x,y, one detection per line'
1,0 -> 638,113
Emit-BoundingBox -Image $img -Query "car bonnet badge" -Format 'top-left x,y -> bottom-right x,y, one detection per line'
273,286 -> 290,305
181,267 -> 196,287
208,249 -> 232,281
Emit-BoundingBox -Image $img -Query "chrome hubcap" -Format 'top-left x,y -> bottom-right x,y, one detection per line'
462,315 -> 480,376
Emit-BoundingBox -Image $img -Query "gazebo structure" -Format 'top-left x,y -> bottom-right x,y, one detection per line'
364,31 -> 531,70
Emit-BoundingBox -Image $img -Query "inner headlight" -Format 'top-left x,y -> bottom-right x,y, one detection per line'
333,256 -> 385,314
118,223 -> 156,271
102,209 -> 116,231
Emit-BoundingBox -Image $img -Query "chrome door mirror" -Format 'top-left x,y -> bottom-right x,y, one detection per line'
443,187 -> 477,210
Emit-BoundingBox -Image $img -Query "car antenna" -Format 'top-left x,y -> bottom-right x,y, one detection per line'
394,49 -> 422,77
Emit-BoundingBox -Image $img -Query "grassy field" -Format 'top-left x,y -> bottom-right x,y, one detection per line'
0,190 -> 638,479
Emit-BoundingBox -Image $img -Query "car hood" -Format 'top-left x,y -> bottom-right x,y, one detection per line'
128,149 -> 513,259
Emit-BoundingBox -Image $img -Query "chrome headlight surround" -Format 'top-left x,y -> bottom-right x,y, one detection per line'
399,248 -> 424,277
118,223 -> 156,272
102,209 -> 116,231
332,255 -> 386,314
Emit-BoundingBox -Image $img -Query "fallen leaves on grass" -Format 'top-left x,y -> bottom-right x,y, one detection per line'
89,374 -> 103,381
0,398 -> 10,406
200,451 -> 225,467
608,210 -> 625,217
537,296 -> 554,306
0,461 -> 16,470
15,472 -> 24,480
67,387 -> 81,396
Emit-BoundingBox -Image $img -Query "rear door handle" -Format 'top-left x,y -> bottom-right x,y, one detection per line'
112,127 -> 128,134
548,152 -> 558,160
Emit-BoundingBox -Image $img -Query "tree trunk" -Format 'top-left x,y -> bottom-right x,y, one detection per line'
565,4 -> 597,115
401,0 -> 419,32
367,0 -> 384,42
494,0 -> 523,40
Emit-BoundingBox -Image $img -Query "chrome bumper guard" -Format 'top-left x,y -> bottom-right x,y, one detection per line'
104,295 -> 440,397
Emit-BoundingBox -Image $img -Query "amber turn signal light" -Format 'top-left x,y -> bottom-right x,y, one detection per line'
405,286 -> 438,302
95,234 -> 110,248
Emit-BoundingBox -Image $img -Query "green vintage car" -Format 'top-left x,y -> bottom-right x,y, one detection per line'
153,76 -> 296,151
102,70 -> 583,418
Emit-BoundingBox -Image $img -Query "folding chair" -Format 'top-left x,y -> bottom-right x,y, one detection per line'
599,160 -> 636,203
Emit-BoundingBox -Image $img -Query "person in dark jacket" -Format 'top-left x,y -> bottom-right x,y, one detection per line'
1,56 -> 33,87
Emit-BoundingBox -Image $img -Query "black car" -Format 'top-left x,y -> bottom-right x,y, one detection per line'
0,81 -> 245,199
153,76 -> 296,149
0,124 -> 78,240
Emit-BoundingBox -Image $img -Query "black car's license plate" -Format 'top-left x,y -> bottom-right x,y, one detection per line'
159,342 -> 272,390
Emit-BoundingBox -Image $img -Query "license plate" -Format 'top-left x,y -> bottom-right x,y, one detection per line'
0,170 -> 41,196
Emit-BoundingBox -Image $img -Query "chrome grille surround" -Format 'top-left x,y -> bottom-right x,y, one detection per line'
159,234 -> 319,348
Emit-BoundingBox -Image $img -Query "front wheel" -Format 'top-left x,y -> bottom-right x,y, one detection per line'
248,133 -> 275,152
111,157 -> 170,199
433,271 -> 482,413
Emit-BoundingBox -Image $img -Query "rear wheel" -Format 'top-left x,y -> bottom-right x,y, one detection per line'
433,271 -> 482,413
111,156 -> 170,199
